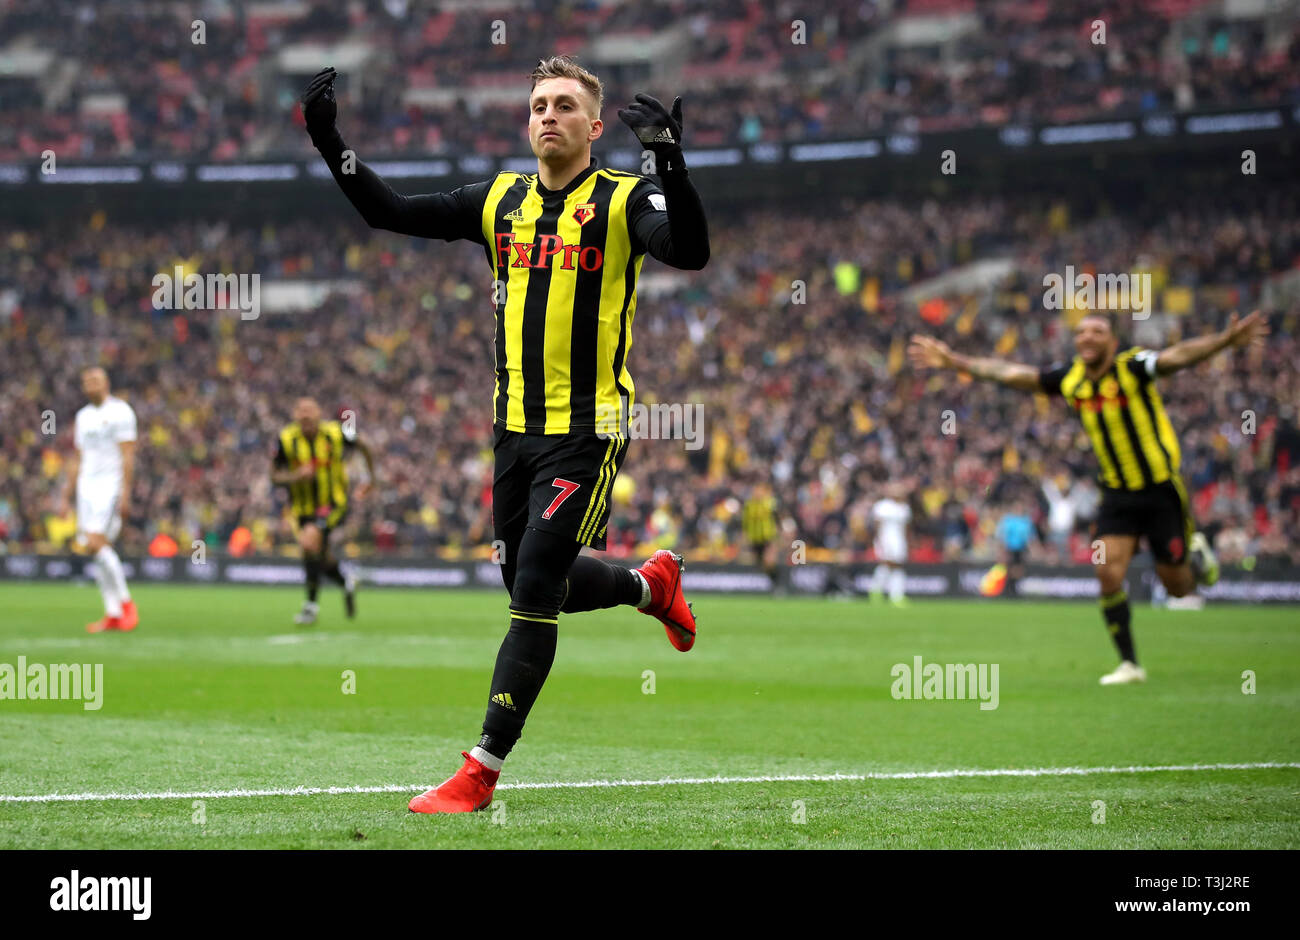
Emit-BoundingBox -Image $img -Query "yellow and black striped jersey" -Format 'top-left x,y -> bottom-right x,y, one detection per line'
273,420 -> 355,523
429,159 -> 678,434
1039,347 -> 1182,491
487,163 -> 655,435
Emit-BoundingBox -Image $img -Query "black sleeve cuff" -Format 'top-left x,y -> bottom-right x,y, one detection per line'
655,148 -> 687,174
309,126 -> 346,162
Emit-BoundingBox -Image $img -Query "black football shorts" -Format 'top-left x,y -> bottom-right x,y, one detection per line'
1092,479 -> 1195,566
492,426 -> 629,551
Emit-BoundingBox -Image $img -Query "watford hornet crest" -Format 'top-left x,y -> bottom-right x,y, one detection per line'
573,202 -> 596,226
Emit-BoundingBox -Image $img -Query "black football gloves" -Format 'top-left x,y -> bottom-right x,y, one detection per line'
300,67 -> 338,140
618,94 -> 685,173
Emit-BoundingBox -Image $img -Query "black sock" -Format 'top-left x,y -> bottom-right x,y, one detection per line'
559,554 -> 642,613
479,526 -> 581,760
479,615 -> 558,760
1101,589 -> 1136,664
321,558 -> 346,586
304,556 -> 321,603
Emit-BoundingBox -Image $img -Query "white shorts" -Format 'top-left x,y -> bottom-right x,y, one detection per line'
77,484 -> 122,542
875,538 -> 907,565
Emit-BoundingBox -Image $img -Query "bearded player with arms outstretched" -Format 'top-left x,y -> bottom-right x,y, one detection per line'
910,310 -> 1268,685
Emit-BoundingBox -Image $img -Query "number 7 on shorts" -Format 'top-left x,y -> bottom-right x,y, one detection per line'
542,478 -> 581,520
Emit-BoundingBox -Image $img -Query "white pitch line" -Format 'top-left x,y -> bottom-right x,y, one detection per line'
2,761 -> 1297,804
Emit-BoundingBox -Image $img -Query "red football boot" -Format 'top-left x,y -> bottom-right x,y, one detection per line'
118,600 -> 139,631
636,550 -> 696,652
86,614 -> 124,634
408,752 -> 499,814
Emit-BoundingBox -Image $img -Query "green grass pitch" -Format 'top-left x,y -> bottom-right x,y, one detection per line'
0,582 -> 1297,849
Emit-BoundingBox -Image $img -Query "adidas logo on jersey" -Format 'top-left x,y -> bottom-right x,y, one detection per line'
490,692 -> 516,711
504,207 -> 527,222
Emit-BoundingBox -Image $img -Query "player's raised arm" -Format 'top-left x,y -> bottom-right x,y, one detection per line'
300,68 -> 484,242
908,334 -> 1043,391
1152,310 -> 1268,376
344,429 -> 376,499
352,435 -> 375,481
619,94 -> 709,271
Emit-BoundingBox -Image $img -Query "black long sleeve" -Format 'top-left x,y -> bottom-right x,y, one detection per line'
629,167 -> 710,271
309,127 -> 486,243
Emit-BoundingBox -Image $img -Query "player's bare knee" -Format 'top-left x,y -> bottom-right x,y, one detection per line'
1163,571 -> 1194,598
1095,566 -> 1125,595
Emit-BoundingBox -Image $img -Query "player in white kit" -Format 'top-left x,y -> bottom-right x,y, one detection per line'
59,368 -> 139,633
868,483 -> 911,606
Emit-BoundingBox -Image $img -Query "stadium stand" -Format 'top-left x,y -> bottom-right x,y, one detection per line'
4,184 -> 1298,567
2,0 -> 1297,160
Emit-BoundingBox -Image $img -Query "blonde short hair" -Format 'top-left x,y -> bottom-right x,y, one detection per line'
529,55 -> 604,117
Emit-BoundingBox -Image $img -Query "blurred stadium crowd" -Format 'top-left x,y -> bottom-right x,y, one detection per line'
4,182 -> 1299,568
2,0 -> 1298,162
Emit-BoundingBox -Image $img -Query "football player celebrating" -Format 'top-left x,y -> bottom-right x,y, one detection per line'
271,397 -> 374,625
60,367 -> 139,633
301,54 -> 709,813
910,310 -> 1267,684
